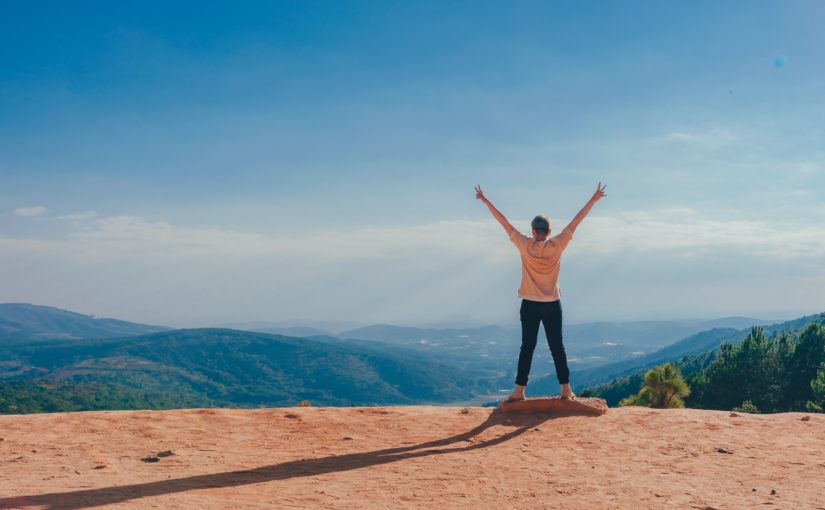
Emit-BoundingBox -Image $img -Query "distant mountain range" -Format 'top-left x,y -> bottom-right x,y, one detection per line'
321,318 -> 778,380
216,320 -> 364,335
255,326 -> 338,338
236,317 -> 776,348
0,328 -> 493,409
232,318 -> 778,378
1,303 -> 813,412
0,303 -> 170,343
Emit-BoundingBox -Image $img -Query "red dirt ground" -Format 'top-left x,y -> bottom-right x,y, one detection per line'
1,406 -> 823,509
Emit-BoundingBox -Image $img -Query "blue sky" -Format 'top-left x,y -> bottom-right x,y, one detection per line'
1,1 -> 824,326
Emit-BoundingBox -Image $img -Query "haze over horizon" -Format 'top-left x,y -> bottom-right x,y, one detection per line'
2,2 -> 824,327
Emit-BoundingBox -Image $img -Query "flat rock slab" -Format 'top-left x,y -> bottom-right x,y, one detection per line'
499,396 -> 608,415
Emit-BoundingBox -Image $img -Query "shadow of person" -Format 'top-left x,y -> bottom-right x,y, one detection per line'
0,407 -> 596,510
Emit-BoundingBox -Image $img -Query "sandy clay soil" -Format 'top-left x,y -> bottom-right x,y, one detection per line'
1,404 -> 824,509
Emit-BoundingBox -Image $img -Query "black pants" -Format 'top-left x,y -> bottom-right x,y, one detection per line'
515,299 -> 570,386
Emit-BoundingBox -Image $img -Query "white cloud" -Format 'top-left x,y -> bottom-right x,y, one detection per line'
570,208 -> 825,259
797,163 -> 821,175
58,211 -> 98,221
652,128 -> 740,149
4,208 -> 825,266
5,215 -> 513,264
12,206 -> 47,217
6,208 -> 825,264
0,209 -> 822,325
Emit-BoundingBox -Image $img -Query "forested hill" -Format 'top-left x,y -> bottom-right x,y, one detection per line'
0,328 -> 493,413
526,312 -> 825,397
0,303 -> 170,343
588,313 -> 825,410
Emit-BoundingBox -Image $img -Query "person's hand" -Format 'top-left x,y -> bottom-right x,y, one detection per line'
591,182 -> 607,203
475,185 -> 488,203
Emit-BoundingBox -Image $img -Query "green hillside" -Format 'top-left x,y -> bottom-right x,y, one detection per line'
0,380 -> 213,414
0,328 -> 493,413
527,313 -> 825,397
586,314 -> 825,410
0,303 -> 170,343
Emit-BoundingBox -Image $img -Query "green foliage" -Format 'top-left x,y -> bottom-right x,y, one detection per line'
732,400 -> 759,414
579,314 -> 825,405
686,324 -> 825,413
789,324 -> 825,409
0,328 -> 494,413
619,363 -> 689,408
806,363 -> 825,413
600,373 -> 648,407
687,328 -> 780,411
555,328 -> 738,399
588,350 -> 714,407
618,392 -> 642,407
0,380 -> 212,414
591,321 -> 825,413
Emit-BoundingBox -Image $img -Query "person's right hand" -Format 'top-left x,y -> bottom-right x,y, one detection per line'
591,182 -> 607,203
475,185 -> 488,202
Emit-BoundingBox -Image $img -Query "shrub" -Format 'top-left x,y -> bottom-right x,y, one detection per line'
732,400 -> 759,414
619,363 -> 690,409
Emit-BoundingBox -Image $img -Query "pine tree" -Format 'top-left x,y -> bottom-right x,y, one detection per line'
620,363 -> 690,408
806,363 -> 825,413
789,324 -> 825,410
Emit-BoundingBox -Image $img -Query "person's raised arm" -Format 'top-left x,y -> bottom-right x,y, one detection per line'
565,182 -> 607,233
475,185 -> 516,236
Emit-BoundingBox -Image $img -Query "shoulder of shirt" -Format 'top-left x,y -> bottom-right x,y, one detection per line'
546,229 -> 570,245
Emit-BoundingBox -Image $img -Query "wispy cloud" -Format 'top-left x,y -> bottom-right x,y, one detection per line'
5,208 -> 825,262
58,210 -> 98,221
12,206 -> 47,217
797,163 -> 821,175
573,208 -> 825,259
1,209 -> 822,325
652,128 -> 740,149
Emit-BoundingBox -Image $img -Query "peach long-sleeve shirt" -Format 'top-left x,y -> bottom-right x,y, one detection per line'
508,226 -> 574,302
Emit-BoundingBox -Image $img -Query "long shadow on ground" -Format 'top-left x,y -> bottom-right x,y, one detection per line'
1,408 -> 599,510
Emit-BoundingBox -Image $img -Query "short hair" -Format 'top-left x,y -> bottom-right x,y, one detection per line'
531,215 -> 550,234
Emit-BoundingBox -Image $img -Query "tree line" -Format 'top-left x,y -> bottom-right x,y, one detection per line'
601,323 -> 825,412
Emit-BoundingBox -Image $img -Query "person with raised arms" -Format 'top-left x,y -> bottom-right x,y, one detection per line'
475,183 -> 607,402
